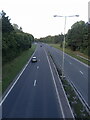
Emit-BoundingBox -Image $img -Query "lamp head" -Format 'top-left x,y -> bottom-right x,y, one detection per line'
75,15 -> 79,17
53,15 -> 57,17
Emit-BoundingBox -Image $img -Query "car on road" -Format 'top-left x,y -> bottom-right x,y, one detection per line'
31,56 -> 37,62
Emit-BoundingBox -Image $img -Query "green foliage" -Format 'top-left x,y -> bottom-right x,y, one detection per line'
36,34 -> 64,44
2,11 -> 34,64
36,20 -> 89,56
2,45 -> 36,92
1,10 -> 14,33
88,23 -> 90,56
66,21 -> 88,53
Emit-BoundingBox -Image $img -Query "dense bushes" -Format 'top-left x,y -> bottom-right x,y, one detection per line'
1,11 -> 34,64
66,21 -> 88,54
36,20 -> 89,56
36,34 -> 64,44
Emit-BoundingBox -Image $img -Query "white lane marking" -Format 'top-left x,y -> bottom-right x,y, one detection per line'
34,80 -> 37,86
0,46 -> 38,106
44,48 -> 65,119
52,60 -> 75,119
37,66 -> 39,69
77,54 -> 90,62
67,77 -> 90,112
65,53 -> 89,68
49,45 -> 89,68
69,62 -> 72,65
39,59 -> 40,61
80,71 -> 84,75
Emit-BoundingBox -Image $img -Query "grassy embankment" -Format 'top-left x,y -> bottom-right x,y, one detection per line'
49,53 -> 90,119
49,44 -> 90,66
2,44 -> 36,93
0,83 -> 2,97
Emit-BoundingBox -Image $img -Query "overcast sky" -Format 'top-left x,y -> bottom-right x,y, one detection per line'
0,0 -> 89,38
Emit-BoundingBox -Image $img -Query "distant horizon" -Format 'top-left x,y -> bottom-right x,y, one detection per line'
1,9 -> 88,39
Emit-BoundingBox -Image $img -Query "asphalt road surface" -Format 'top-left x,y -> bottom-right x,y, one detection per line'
44,43 -> 90,107
1,43 -> 74,118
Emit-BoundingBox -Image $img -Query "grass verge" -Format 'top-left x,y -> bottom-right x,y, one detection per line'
0,82 -> 2,96
2,44 -> 36,93
49,52 -> 90,119
62,79 -> 90,119
49,44 -> 90,66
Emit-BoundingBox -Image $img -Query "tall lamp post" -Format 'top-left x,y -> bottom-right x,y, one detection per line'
53,15 -> 79,80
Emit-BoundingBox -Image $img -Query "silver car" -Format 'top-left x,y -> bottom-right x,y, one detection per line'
31,57 -> 37,62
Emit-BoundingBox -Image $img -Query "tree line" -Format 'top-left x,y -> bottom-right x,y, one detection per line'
36,20 -> 89,56
1,11 -> 34,64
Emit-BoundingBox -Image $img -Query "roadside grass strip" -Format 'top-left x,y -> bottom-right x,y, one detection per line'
2,45 -> 36,92
49,53 -> 90,119
49,44 -> 90,66
0,82 -> 2,97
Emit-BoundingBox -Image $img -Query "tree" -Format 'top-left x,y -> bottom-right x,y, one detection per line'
2,10 -> 14,33
2,11 -> 34,64
13,24 -> 19,30
19,27 -> 23,31
67,21 -> 88,51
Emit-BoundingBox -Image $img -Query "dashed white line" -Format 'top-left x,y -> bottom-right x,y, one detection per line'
69,62 -> 72,65
34,80 -> 37,86
0,46 -> 38,106
80,71 -> 84,75
37,66 -> 39,69
65,53 -> 89,68
50,45 -> 89,68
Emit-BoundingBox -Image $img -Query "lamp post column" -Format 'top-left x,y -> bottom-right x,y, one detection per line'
62,16 -> 66,79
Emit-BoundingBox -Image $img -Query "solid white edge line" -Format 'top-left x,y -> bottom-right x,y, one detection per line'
77,54 -> 90,62
47,44 -> 90,114
49,45 -> 89,68
68,79 -> 90,114
52,60 -> 75,119
0,45 -> 38,106
44,48 -> 65,119
64,52 -> 89,68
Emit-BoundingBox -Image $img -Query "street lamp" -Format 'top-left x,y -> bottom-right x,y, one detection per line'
54,14 -> 79,80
